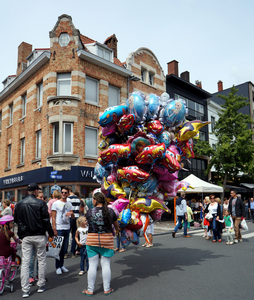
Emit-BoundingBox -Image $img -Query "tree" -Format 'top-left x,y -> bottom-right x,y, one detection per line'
194,86 -> 254,201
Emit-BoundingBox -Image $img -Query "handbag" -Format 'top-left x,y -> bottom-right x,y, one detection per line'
241,219 -> 249,231
205,212 -> 213,221
46,236 -> 64,260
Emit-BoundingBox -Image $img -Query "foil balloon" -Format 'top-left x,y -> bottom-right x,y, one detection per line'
126,210 -> 143,230
108,198 -> 129,216
117,114 -> 135,134
147,120 -> 164,135
121,181 -> 131,198
118,209 -> 131,228
99,144 -> 131,166
126,92 -> 147,123
131,196 -> 170,213
120,228 -> 139,247
176,120 -> 211,141
128,131 -> 155,155
145,93 -> 161,120
117,166 -> 150,183
101,122 -> 117,136
159,149 -> 181,172
136,175 -> 158,195
150,209 -> 164,221
135,143 -> 166,165
157,130 -> 174,148
101,178 -> 126,202
98,105 -> 127,126
93,162 -> 106,184
159,99 -> 187,128
98,133 -> 120,151
177,139 -> 194,159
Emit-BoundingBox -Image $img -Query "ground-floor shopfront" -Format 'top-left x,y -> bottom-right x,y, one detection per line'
0,166 -> 99,203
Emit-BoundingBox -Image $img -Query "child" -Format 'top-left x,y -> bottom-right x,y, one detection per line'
115,229 -> 126,252
224,210 -> 234,245
75,216 -> 89,275
0,215 -> 21,265
186,202 -> 194,233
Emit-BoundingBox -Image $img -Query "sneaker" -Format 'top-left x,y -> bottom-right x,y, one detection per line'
172,231 -> 175,238
234,239 -> 238,244
239,239 -> 242,242
146,244 -> 153,247
37,286 -> 46,293
56,267 -> 62,275
229,242 -> 234,245
71,254 -> 76,258
79,270 -> 84,276
183,235 -> 191,238
61,266 -> 69,273
22,291 -> 30,298
64,253 -> 70,259
29,277 -> 35,286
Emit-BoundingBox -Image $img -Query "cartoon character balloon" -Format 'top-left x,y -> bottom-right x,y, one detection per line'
159,99 -> 187,128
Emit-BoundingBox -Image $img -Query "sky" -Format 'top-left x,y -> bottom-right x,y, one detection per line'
1,0 -> 254,94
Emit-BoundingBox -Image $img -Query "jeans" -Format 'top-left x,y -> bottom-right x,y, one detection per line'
80,245 -> 89,271
29,245 -> 38,278
21,236 -> 47,293
211,216 -> 221,241
55,229 -> 70,269
70,218 -> 77,255
116,233 -> 125,249
174,215 -> 187,236
251,209 -> 254,221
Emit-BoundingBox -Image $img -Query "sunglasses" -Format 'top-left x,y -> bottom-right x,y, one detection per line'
61,191 -> 68,194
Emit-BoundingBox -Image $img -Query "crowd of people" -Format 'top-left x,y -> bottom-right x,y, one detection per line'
0,183 -> 252,297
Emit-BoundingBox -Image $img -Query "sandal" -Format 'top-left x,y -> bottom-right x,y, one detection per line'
82,290 -> 94,296
119,248 -> 126,252
114,248 -> 119,251
104,288 -> 115,296
142,243 -> 148,247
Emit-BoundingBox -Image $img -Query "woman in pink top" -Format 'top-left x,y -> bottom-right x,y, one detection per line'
48,190 -> 61,218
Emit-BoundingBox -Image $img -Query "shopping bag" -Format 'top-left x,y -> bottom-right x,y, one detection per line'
241,219 -> 249,231
46,236 -> 64,260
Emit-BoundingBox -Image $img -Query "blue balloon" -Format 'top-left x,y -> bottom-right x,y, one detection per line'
118,209 -> 131,228
146,93 -> 161,121
126,92 -> 147,123
159,100 -> 186,128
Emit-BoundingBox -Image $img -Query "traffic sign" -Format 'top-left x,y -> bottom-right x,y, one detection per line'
55,175 -> 62,179
51,184 -> 61,194
51,171 -> 58,175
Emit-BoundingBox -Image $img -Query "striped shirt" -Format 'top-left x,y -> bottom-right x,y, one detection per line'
67,195 -> 80,218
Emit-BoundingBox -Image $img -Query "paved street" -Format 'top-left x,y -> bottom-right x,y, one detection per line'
3,221 -> 254,299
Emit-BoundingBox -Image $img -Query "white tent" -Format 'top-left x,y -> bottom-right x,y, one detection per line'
178,174 -> 223,193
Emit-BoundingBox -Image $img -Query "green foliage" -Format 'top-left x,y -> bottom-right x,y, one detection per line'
195,86 -> 254,181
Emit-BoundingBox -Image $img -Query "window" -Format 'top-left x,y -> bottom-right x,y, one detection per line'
149,73 -> 154,85
53,123 -> 59,154
199,131 -> 206,141
212,144 -> 216,150
211,116 -> 215,131
57,73 -> 71,96
86,77 -> 99,104
98,47 -> 111,61
141,69 -> 146,82
59,33 -> 70,47
22,94 -> 27,117
108,85 -> 120,107
9,104 -> 13,125
0,111 -> 2,132
63,123 -> 73,154
7,144 -> 11,168
36,130 -> 41,159
20,138 -> 25,164
85,127 -> 98,157
175,94 -> 205,119
37,82 -> 43,107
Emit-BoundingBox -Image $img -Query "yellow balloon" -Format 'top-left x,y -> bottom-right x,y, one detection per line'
131,196 -> 170,213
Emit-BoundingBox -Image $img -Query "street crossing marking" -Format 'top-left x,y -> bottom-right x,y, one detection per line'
189,229 -> 254,239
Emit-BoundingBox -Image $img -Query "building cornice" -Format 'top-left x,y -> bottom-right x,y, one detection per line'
0,51 -> 51,102
77,49 -> 132,77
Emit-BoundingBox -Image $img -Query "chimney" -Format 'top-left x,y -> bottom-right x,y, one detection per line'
104,34 -> 118,58
218,80 -> 223,92
167,60 -> 178,76
195,80 -> 202,89
180,71 -> 190,82
17,42 -> 32,76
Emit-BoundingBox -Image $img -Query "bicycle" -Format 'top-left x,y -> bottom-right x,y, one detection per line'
0,241 -> 21,294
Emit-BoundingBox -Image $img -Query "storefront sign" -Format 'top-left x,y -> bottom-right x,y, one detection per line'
80,169 -> 94,178
3,176 -> 24,185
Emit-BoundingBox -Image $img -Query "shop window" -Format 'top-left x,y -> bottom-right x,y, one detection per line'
108,85 -> 120,107
22,94 -> 27,117
18,189 -> 27,202
85,127 -> 98,157
57,73 -> 71,96
36,130 -> 41,159
4,190 -> 15,202
7,144 -> 11,168
20,138 -> 25,164
86,77 -> 99,104
37,82 -> 43,107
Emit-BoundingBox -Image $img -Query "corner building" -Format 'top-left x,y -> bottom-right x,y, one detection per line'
0,14 -> 166,202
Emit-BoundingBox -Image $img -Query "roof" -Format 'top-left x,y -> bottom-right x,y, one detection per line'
80,34 -> 96,44
104,34 -> 114,43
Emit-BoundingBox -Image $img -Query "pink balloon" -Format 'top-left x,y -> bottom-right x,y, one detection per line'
101,122 -> 117,136
108,198 -> 129,216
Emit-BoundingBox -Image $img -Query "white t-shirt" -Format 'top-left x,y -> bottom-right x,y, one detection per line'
208,202 -> 218,215
77,226 -> 88,245
1,207 -> 12,216
51,200 -> 73,230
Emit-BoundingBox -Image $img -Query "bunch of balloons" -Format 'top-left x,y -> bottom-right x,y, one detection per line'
94,92 -> 210,246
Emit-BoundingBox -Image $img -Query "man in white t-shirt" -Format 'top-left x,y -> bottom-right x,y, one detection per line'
51,186 -> 74,275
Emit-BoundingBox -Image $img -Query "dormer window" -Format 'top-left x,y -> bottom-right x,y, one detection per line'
98,46 -> 111,61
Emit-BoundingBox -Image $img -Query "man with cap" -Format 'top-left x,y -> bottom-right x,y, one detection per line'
14,183 -> 54,298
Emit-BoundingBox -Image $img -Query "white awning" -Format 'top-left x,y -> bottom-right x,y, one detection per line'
240,183 -> 254,189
